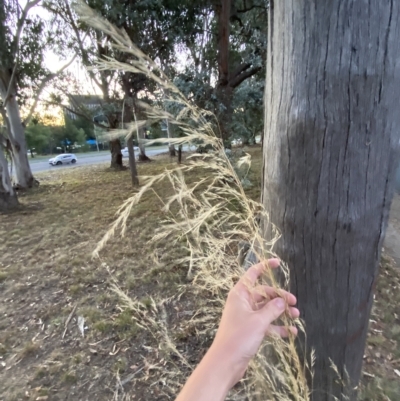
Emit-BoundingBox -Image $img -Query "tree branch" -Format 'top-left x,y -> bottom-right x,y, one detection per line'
12,0 -> 42,59
237,5 -> 267,13
228,66 -> 261,88
230,62 -> 251,80
23,54 -> 77,126
41,100 -> 107,129
3,0 -> 42,107
62,0 -> 102,90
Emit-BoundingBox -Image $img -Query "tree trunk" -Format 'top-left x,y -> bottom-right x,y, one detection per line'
215,0 -> 232,142
0,79 -> 34,188
127,136 -> 139,187
166,119 -> 176,157
0,143 -> 18,211
110,139 -> 123,169
133,100 -> 150,162
169,144 -> 176,157
178,144 -> 182,164
262,2 -> 400,400
216,86 -> 233,142
137,126 -> 150,162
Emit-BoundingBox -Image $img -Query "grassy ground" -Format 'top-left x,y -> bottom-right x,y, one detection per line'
0,147 -> 399,400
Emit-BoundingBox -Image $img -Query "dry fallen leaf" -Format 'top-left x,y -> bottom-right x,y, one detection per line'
394,369 -> 400,378
77,316 -> 85,337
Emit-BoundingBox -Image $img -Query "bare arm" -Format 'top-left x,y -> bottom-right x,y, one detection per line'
175,259 -> 299,401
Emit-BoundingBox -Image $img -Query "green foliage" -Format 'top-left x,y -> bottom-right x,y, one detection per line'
25,123 -> 52,154
25,116 -> 92,154
230,78 -> 264,144
0,0 -> 59,103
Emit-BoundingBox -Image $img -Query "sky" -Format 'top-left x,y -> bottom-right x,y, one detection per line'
17,0 -> 193,121
20,0 -> 100,95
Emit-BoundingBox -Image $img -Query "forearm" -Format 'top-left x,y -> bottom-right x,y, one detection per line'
175,345 -> 242,401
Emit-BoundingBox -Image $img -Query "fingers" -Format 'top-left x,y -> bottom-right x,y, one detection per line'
267,325 -> 298,338
240,258 -> 280,286
288,307 -> 300,318
251,285 -> 297,305
258,298 -> 300,325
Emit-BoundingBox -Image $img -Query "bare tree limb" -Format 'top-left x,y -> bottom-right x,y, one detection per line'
229,62 -> 251,80
24,54 -> 77,125
3,0 -> 42,107
62,0 -> 102,90
236,4 -> 268,13
40,100 -> 108,129
228,66 -> 261,88
12,0 -> 42,59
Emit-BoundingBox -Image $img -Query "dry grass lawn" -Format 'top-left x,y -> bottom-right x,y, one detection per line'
0,148 -> 399,401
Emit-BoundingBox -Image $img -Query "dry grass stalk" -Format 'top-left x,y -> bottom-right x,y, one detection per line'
75,1 -> 312,399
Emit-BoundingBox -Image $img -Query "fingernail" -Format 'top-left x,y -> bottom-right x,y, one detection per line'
275,298 -> 285,309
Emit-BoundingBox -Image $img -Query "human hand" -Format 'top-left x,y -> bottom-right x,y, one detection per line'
209,258 -> 299,385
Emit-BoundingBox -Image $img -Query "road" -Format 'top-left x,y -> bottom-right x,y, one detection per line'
30,148 -> 400,191
30,147 -> 187,174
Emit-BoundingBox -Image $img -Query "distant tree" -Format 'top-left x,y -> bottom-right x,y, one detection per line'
25,121 -> 52,155
172,0 -> 267,143
69,115 -> 94,141
262,2 -> 400,400
0,0 -> 75,188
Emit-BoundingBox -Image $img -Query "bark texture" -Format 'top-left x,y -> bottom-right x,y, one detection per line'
127,136 -> 139,187
262,1 -> 400,400
0,143 -> 18,211
110,139 -> 123,169
0,77 -> 34,188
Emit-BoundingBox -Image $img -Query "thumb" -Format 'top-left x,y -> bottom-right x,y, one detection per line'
258,297 -> 286,327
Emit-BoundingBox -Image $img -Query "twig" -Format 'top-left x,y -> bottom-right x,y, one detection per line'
120,366 -> 145,387
62,304 -> 77,339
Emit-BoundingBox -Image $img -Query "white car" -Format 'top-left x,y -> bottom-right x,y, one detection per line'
49,153 -> 77,166
121,146 -> 139,157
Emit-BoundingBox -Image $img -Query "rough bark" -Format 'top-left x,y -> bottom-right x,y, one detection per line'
216,0 -> 230,87
0,143 -> 18,211
262,1 -> 400,400
110,139 -> 123,169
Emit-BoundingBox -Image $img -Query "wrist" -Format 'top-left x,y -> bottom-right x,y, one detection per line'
204,342 -> 247,389
176,344 -> 244,401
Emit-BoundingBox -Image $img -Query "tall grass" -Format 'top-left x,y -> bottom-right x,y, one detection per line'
75,1 -> 312,399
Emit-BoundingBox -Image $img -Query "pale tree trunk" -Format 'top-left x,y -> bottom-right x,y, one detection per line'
262,2 -> 400,400
137,127 -> 150,162
0,142 -> 18,211
122,100 -> 139,186
0,78 -> 34,188
134,102 -> 150,162
166,120 -> 176,157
